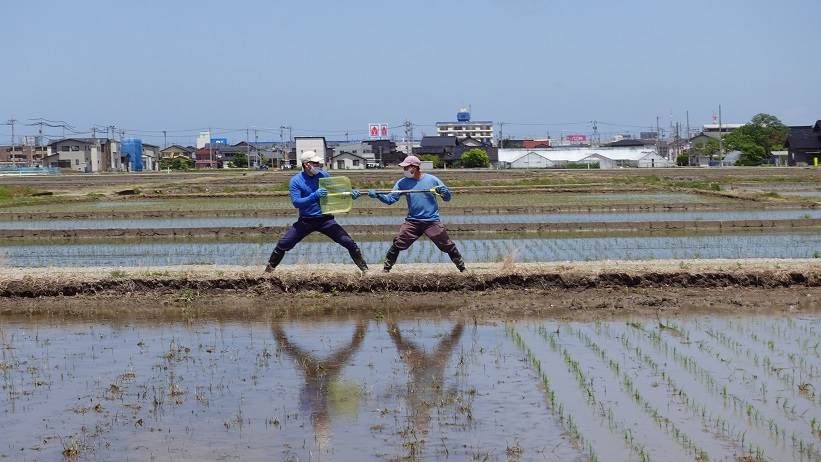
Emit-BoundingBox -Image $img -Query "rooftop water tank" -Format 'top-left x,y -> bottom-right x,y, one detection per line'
456,108 -> 471,122
121,139 -> 144,172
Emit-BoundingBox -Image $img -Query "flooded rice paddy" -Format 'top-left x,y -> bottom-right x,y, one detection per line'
1,314 -> 819,461
2,232 -> 820,267
2,193 -> 731,213
1,209 -> 820,230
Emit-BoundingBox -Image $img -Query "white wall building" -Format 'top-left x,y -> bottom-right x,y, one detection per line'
499,147 -> 673,169
294,137 -> 327,164
196,131 -> 210,149
436,108 -> 493,144
330,142 -> 375,169
329,152 -> 369,169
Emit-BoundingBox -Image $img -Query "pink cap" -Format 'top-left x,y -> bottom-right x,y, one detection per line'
398,155 -> 421,167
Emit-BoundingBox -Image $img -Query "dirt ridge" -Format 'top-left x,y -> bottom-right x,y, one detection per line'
1,263 -> 819,298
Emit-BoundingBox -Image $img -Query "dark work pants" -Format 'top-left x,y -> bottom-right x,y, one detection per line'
275,215 -> 359,253
392,219 -> 457,253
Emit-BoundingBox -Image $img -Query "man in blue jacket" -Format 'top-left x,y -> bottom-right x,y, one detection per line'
265,150 -> 368,273
368,155 -> 465,273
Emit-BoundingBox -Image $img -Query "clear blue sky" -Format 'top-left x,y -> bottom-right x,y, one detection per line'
1,0 -> 818,145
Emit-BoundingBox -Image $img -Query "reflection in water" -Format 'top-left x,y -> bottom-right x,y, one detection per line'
388,321 -> 465,436
271,320 -> 368,451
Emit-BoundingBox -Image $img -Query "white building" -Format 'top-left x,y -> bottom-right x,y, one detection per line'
294,137 -> 327,164
196,131 -> 210,149
499,147 -> 673,169
330,142 -> 375,169
702,124 -> 743,140
45,138 -> 121,173
436,108 -> 493,144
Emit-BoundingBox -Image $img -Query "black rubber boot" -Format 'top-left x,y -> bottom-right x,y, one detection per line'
264,248 -> 286,273
349,246 -> 369,273
447,248 -> 466,272
383,245 -> 400,273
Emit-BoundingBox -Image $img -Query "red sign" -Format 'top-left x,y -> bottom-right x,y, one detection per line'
380,124 -> 388,138
566,134 -> 587,143
369,124 -> 379,138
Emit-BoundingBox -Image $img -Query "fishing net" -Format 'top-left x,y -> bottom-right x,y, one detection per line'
319,176 -> 353,214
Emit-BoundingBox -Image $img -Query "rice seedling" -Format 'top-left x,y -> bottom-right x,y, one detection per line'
700,324 -> 819,404
568,325 -> 710,461
506,325 -> 599,462
530,326 -> 651,461
624,322 -> 820,460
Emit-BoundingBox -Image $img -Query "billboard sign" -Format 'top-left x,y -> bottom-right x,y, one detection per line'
369,123 -> 388,140
210,138 -> 228,145
566,134 -> 587,143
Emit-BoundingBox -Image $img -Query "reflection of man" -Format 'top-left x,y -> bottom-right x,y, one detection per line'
388,321 -> 465,434
272,320 -> 368,450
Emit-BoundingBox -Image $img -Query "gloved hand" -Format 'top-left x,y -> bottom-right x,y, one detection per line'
351,189 -> 361,200
367,189 -> 377,198
314,187 -> 327,199
435,185 -> 449,195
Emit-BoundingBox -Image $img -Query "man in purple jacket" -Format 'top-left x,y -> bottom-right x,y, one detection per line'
264,150 -> 368,273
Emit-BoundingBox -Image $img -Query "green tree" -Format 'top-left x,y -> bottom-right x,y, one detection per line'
159,157 -> 194,170
460,148 -> 491,168
682,138 -> 719,165
723,113 -> 788,165
231,152 -> 248,168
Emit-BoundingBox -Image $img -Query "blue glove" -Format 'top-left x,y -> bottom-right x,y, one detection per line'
367,189 -> 377,198
435,185 -> 449,195
314,187 -> 327,199
351,189 -> 361,200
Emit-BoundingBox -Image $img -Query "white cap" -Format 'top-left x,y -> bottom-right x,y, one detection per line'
300,150 -> 324,164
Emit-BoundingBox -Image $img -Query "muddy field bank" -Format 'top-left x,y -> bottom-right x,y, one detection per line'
0,260 -> 819,317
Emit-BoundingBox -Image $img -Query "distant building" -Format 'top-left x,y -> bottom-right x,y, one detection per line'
330,142 -> 373,169
365,139 -> 406,166
196,131 -> 210,149
45,138 -> 125,172
142,143 -> 160,171
702,124 -> 743,140
0,144 -> 48,165
413,135 -> 498,167
294,137 -> 328,164
785,120 -> 821,166
160,145 -> 195,159
500,139 -> 551,149
603,139 -> 655,148
499,147 -> 673,169
436,108 -> 493,144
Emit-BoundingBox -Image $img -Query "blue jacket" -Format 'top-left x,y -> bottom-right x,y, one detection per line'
374,173 -> 451,221
289,170 -> 329,217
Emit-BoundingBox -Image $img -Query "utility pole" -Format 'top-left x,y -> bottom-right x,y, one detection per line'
208,126 -> 213,168
163,130 -> 167,149
591,120 -> 599,146
718,104 -> 723,165
253,128 -> 259,167
498,122 -> 504,148
686,110 -> 690,141
403,120 -> 414,159
6,117 -> 16,152
656,116 -> 661,159
280,125 -> 292,166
